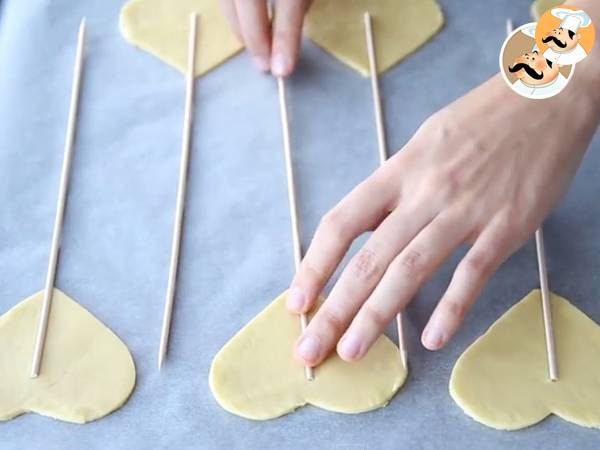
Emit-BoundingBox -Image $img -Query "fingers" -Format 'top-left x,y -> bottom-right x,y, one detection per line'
220,0 -> 312,75
293,204 -> 440,367
421,214 -> 518,350
234,0 -> 272,71
219,0 -> 242,41
287,170 -> 397,315
271,0 -> 312,76
336,210 -> 469,362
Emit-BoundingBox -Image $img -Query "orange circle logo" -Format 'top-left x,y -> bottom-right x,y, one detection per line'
535,4 -> 595,66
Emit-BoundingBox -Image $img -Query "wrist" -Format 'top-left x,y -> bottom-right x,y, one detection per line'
566,0 -> 600,109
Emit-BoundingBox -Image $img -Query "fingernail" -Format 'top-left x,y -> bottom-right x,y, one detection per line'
338,333 -> 364,360
296,335 -> 320,362
424,328 -> 445,350
253,56 -> 270,72
287,287 -> 305,312
271,52 -> 290,76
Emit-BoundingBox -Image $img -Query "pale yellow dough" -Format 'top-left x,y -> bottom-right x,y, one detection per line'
304,0 -> 444,76
0,289 -> 136,424
120,0 -> 243,77
209,290 -> 407,420
450,289 -> 600,430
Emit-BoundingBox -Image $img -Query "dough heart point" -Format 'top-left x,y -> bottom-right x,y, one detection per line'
0,289 -> 136,424
120,0 -> 243,77
450,289 -> 600,430
209,290 -> 407,420
304,0 -> 444,77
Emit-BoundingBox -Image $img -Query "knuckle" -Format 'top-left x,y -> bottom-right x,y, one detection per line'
318,206 -> 354,242
349,249 -> 380,281
461,252 -> 494,278
417,110 -> 459,146
361,304 -> 389,330
506,204 -> 534,232
319,307 -> 345,335
393,249 -> 426,282
301,261 -> 327,286
494,211 -> 519,237
441,299 -> 467,322
418,111 -> 449,138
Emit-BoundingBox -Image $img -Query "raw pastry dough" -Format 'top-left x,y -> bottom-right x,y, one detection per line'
304,0 -> 444,76
450,289 -> 600,430
120,0 -> 243,77
209,290 -> 407,420
0,289 -> 136,424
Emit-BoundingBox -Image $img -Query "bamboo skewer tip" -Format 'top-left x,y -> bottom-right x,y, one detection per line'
505,18 -> 514,37
158,12 -> 199,371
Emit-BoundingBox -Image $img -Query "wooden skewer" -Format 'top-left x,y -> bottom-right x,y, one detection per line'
505,18 -> 514,37
30,18 -> 87,378
277,76 -> 314,381
364,13 -> 387,164
158,12 -> 198,370
505,18 -> 558,382
535,228 -> 559,381
364,12 -> 408,371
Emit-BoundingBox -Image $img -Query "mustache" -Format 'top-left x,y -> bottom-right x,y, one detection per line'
508,62 -> 545,80
542,35 -> 567,48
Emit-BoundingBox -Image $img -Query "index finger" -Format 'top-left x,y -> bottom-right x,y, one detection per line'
287,169 -> 396,315
235,0 -> 272,71
271,0 -> 313,76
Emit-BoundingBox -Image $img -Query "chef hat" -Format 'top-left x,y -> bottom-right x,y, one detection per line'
520,23 -> 540,51
551,8 -> 592,33
521,23 -> 537,38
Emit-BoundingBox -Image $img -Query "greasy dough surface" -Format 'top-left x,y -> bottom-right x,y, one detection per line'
120,0 -> 243,77
450,289 -> 600,430
209,290 -> 407,420
304,0 -> 444,76
0,289 -> 136,424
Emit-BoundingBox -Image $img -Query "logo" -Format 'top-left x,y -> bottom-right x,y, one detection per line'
500,5 -> 594,99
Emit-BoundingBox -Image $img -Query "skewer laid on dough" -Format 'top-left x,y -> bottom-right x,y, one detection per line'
363,12 -> 408,371
158,12 -> 199,370
31,18 -> 87,378
277,76 -> 314,381
506,18 -> 558,381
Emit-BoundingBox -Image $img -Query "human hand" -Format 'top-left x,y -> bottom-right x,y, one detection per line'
219,0 -> 313,76
287,71 -> 600,367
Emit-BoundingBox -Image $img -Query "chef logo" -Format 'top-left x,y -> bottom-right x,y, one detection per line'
499,5 -> 594,100
537,6 -> 595,66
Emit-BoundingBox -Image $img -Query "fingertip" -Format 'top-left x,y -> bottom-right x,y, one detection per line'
421,327 -> 446,351
252,56 -> 271,72
271,52 -> 294,77
286,286 -> 306,313
294,334 -> 321,366
337,332 -> 366,362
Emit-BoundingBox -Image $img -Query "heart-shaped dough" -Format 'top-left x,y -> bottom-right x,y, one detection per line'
209,290 -> 407,420
450,289 -> 600,430
0,289 -> 136,424
120,0 -> 243,77
304,0 -> 444,76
